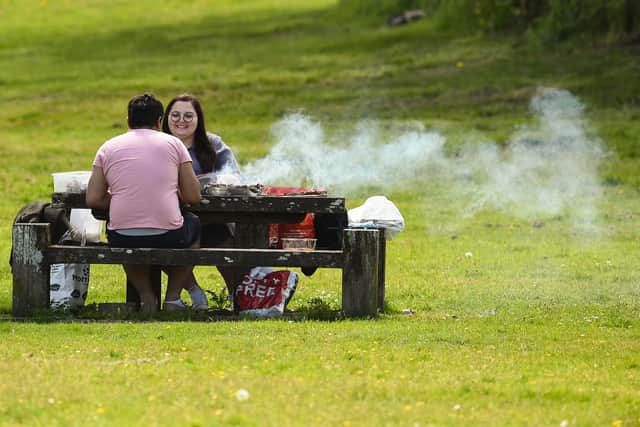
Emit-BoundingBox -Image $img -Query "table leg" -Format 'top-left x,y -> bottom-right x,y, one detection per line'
378,230 -> 386,311
342,228 -> 379,318
12,223 -> 51,317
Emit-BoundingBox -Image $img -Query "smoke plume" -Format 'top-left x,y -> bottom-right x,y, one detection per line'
244,88 -> 604,226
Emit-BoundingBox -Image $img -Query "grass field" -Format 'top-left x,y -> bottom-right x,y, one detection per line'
1,1 -> 639,426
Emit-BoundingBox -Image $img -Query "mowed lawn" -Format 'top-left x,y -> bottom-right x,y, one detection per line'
1,1 -> 639,426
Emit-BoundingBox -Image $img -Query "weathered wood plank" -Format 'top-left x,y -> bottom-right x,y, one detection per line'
12,223 -> 51,316
342,229 -> 379,317
47,246 -> 344,268
89,210 -> 307,225
378,231 -> 386,310
197,212 -> 307,225
51,192 -> 346,214
193,195 -> 346,214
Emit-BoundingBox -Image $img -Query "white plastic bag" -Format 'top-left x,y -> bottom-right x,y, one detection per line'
50,263 -> 89,310
49,209 -> 97,310
70,209 -> 102,243
347,195 -> 405,240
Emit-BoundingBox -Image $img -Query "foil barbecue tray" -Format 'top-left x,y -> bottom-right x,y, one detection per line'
202,183 -> 264,197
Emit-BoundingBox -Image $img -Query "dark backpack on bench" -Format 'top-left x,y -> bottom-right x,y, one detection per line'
9,201 -> 70,269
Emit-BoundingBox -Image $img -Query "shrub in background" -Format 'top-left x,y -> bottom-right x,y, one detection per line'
338,0 -> 640,42
534,0 -> 640,42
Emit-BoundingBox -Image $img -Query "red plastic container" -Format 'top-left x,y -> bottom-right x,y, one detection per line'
270,213 -> 315,249
262,186 -> 322,249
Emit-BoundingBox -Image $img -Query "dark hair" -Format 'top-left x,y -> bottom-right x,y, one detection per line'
127,93 -> 163,128
162,93 -> 216,173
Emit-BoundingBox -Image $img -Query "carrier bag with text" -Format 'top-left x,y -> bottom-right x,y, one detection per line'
49,209 -> 101,310
234,267 -> 298,317
50,263 -> 89,310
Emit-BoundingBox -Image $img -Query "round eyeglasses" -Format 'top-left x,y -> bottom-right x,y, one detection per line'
169,111 -> 195,123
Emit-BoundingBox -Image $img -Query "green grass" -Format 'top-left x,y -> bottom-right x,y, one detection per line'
1,315 -> 638,426
1,1 -> 640,425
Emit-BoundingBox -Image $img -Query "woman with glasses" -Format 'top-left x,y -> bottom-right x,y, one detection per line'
162,93 -> 245,310
163,94 -> 242,177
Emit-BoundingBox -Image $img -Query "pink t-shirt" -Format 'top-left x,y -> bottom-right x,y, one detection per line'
93,129 -> 192,231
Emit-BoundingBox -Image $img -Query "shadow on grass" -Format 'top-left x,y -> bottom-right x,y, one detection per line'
6,302 -> 350,323
2,287 -> 393,323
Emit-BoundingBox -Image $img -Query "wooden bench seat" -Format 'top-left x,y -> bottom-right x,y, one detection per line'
47,245 -> 345,267
12,223 -> 384,319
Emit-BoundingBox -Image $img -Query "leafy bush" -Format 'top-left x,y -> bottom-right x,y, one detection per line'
205,287 -> 232,310
535,0 -> 640,42
338,0 -> 640,42
296,297 -> 340,320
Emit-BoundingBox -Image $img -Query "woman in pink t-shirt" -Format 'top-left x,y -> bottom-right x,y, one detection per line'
86,93 -> 202,313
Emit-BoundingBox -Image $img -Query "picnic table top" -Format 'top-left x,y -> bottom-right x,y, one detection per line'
51,191 -> 346,224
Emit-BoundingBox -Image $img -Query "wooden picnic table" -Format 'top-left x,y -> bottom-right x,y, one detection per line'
12,191 -> 386,317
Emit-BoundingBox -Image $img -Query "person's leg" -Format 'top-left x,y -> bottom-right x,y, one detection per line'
217,266 -> 247,296
107,231 -> 158,312
186,223 -> 235,308
186,271 -> 209,310
165,265 -> 194,301
123,264 -> 157,312
163,244 -> 198,310
184,265 -> 241,310
164,226 -> 200,310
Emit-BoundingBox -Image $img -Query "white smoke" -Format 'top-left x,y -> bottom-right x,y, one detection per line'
244,114 -> 446,191
454,88 -> 603,224
244,88 -> 604,226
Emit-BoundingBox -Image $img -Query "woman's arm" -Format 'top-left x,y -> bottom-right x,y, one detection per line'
209,133 -> 243,176
86,166 -> 111,209
178,162 -> 201,205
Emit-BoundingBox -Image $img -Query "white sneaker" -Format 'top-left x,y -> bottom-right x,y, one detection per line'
163,299 -> 186,312
189,285 -> 209,311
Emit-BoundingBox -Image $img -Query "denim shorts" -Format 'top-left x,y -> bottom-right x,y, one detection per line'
106,213 -> 201,249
